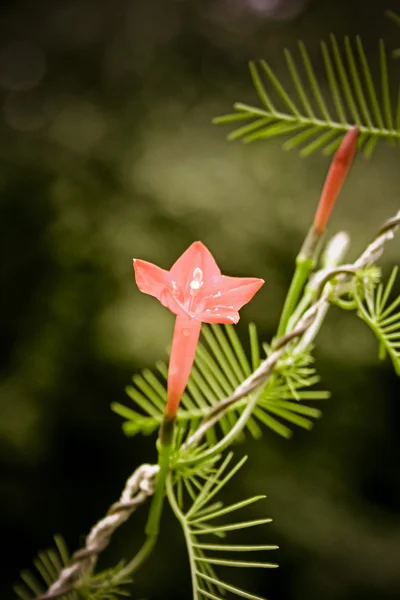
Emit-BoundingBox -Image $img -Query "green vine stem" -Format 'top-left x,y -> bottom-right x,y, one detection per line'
145,416 -> 176,536
276,256 -> 314,337
276,223 -> 322,337
113,416 -> 177,586
113,417 -> 177,584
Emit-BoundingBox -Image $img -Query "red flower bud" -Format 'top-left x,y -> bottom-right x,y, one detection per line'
313,127 -> 358,234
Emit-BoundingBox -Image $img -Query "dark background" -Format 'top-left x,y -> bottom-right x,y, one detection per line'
1,0 -> 400,599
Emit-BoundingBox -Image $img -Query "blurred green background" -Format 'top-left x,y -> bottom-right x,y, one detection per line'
1,0 -> 400,598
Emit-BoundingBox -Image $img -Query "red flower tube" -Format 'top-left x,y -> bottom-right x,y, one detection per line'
133,242 -> 264,420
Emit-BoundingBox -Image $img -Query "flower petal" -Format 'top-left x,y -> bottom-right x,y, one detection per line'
198,307 -> 240,324
133,259 -> 171,301
169,241 -> 221,294
205,276 -> 264,311
158,288 -> 189,317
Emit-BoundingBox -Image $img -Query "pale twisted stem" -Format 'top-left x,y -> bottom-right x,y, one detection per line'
356,212 -> 400,266
35,463 -> 159,600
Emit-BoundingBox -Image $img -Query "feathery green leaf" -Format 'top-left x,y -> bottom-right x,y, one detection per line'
214,36 -> 400,156
14,537 -> 78,600
354,267 -> 400,374
167,454 -> 277,600
113,324 -> 327,443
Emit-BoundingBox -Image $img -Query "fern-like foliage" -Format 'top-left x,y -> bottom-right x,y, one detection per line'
214,35 -> 400,157
14,536 -> 77,600
167,452 -> 278,600
354,266 -> 400,375
258,341 -> 329,438
112,324 -> 328,443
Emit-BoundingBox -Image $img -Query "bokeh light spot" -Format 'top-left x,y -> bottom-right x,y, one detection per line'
0,41 -> 45,91
49,101 -> 106,153
3,89 -> 53,131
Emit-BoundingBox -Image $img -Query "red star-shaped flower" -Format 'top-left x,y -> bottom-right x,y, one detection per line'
133,242 -> 264,418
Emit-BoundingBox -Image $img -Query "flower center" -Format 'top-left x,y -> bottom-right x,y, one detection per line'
189,267 -> 203,294
188,267 -> 203,312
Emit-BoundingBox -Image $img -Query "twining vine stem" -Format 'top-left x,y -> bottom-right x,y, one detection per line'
33,210 -> 400,600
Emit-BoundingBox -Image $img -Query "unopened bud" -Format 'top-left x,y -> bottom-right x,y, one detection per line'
313,127 -> 358,234
322,231 -> 350,268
